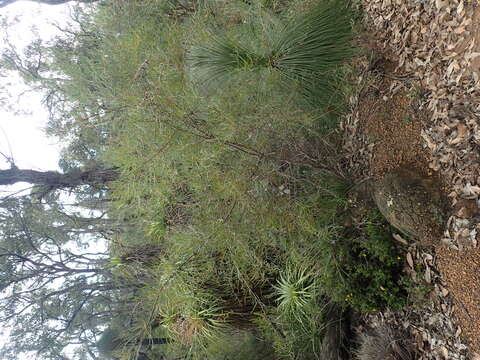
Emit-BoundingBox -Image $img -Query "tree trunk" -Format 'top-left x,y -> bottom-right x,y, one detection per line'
0,166 -> 118,190
140,338 -> 171,346
0,0 -> 98,9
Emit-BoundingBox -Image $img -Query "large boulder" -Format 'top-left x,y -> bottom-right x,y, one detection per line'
372,169 -> 445,242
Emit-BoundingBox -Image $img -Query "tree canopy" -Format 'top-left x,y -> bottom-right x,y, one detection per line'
0,196 -> 115,359
0,3 -> 128,357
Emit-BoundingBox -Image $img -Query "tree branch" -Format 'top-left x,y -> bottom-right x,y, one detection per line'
0,0 -> 99,9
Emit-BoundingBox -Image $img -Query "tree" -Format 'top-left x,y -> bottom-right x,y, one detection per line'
0,4 -> 116,173
96,324 -> 171,360
0,2 -> 162,359
0,164 -> 118,193
0,0 -> 99,9
0,196 -> 124,360
0,193 -> 156,360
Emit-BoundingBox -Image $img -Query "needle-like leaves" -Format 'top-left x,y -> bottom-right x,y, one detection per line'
189,0 -> 354,110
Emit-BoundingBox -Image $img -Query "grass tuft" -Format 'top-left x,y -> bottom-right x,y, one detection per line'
355,323 -> 416,360
273,265 -> 316,322
189,0 -> 354,113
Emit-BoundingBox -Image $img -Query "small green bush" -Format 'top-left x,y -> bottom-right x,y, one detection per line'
260,299 -> 349,360
317,213 -> 408,312
262,254 -> 350,360
273,265 -> 316,322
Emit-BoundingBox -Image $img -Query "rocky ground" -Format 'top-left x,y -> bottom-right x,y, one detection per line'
343,0 -> 480,358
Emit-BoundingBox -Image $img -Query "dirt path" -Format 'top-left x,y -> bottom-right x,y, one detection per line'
437,246 -> 480,354
344,55 -> 472,359
345,0 -> 480,358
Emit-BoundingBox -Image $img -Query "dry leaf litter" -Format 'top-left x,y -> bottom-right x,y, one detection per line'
343,0 -> 480,357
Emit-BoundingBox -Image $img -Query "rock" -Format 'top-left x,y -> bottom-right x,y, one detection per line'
372,168 -> 445,243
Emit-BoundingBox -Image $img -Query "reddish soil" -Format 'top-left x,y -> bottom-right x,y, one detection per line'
356,61 -> 431,179
353,0 -> 480,357
353,53 -> 479,356
436,246 -> 480,354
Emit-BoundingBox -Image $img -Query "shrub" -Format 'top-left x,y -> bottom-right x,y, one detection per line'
260,299 -> 349,360
273,265 -> 316,323
189,0 -> 354,115
264,256 -> 350,359
151,282 -> 228,349
316,213 -> 408,312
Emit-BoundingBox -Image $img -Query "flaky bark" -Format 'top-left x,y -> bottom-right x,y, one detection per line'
0,166 -> 118,189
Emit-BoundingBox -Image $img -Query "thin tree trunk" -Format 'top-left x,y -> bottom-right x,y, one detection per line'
0,0 -> 98,9
0,166 -> 118,189
140,338 -> 171,346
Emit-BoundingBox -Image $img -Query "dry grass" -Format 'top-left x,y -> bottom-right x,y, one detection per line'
354,323 -> 416,360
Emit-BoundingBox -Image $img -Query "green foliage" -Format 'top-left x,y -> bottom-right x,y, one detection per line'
161,298 -> 227,349
317,213 -> 408,312
203,330 -> 276,360
189,0 -> 354,117
259,300 -> 349,360
0,0 -> 411,359
264,247 -> 351,359
273,265 -> 316,322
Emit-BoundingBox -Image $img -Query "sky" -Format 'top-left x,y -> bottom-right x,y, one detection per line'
0,4 -> 77,355
0,4 -> 110,359
0,0 -> 71,173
